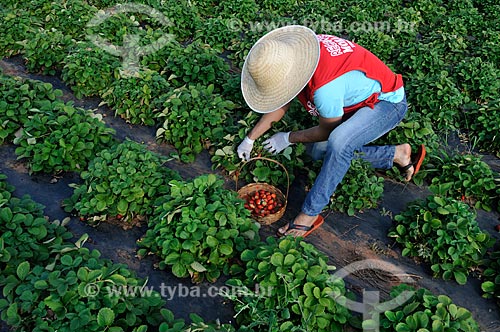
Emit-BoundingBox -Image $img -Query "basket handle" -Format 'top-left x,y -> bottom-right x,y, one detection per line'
235,156 -> 290,200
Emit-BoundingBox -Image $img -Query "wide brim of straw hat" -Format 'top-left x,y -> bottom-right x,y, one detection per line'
241,25 -> 320,113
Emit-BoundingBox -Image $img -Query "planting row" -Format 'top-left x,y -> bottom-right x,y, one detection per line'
1,72 -> 499,289
0,173 -> 234,331
0,0 -> 499,168
1,72 -> 498,219
0,172 -> 494,331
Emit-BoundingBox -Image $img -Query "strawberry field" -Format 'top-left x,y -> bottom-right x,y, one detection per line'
1,0 -> 499,331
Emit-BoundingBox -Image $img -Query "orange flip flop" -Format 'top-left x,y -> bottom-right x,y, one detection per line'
277,215 -> 324,238
399,144 -> 426,180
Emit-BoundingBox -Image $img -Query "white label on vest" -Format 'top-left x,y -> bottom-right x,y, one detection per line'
318,35 -> 355,57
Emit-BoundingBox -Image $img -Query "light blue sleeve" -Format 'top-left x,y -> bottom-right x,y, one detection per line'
312,71 -> 405,118
313,81 -> 345,118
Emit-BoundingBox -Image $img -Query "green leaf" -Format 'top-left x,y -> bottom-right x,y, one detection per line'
172,263 -> 188,278
415,312 -> 429,327
432,319 -> 444,332
423,211 -> 432,222
0,207 -> 13,222
362,319 -> 379,329
219,244 -> 233,256
279,321 -> 294,331
481,281 -> 495,293
61,255 -> 73,266
453,271 -> 467,285
436,207 -> 449,215
117,199 -> 128,214
206,236 -> 218,248
456,307 -> 471,320
396,224 -> 406,235
240,249 -> 255,261
303,282 -> 315,297
395,322 -> 411,332
433,196 -> 446,206
190,261 -> 207,272
283,254 -> 296,266
270,252 -> 284,266
448,303 -> 458,318
97,308 -> 115,327
108,327 -> 124,332
430,219 -> 442,228
385,310 -> 396,322
17,261 -> 30,280
34,280 -> 48,289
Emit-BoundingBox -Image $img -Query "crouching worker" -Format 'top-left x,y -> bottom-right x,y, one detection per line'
236,26 -> 425,238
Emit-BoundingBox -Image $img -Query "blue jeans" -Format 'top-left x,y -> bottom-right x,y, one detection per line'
302,96 -> 408,216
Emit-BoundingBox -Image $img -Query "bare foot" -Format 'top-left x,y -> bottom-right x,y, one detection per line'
394,143 -> 413,181
277,212 -> 318,237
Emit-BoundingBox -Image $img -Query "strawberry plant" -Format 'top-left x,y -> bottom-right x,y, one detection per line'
162,40 -> 231,92
221,73 -> 245,107
211,102 -> 312,188
61,42 -> 121,99
181,314 -> 236,331
394,41 -> 462,132
474,26 -> 500,65
137,174 -> 260,283
156,84 -> 235,163
101,70 -> 169,126
151,0 -> 202,42
259,0 -> 310,16
141,38 -> 183,73
225,236 -> 351,331
462,99 -> 500,156
0,75 -> 64,144
0,175 -> 230,331
14,101 -> 116,174
0,178 -> 73,270
85,0 -> 120,8
0,242 -> 167,331
30,0 -> 96,39
22,28 -> 75,75
388,195 -> 494,284
427,152 -> 498,211
327,158 -> 385,216
455,57 -> 500,103
405,69 -> 466,132
364,284 -> 480,332
84,8 -> 170,48
210,110 -> 261,174
64,139 -> 181,223
481,250 -> 500,306
194,18 -> 242,53
0,8 -> 33,58
214,0 -> 261,23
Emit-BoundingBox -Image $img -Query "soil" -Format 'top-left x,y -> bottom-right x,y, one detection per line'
1,56 -> 500,332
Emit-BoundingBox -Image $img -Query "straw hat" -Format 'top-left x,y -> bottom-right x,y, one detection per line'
241,25 -> 320,113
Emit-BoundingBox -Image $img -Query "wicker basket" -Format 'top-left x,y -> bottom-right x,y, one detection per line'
235,157 -> 289,225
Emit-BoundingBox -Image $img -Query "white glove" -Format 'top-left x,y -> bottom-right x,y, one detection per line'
263,132 -> 292,155
237,136 -> 254,161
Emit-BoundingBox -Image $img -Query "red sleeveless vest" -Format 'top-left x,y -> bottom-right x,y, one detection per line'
297,35 -> 404,116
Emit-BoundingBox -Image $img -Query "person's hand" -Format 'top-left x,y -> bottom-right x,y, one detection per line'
263,132 -> 292,155
237,136 -> 254,161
